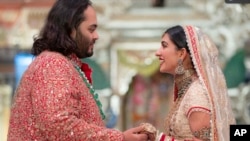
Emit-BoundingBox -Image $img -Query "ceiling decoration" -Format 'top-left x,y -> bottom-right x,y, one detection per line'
0,8 -> 20,28
0,0 -> 55,29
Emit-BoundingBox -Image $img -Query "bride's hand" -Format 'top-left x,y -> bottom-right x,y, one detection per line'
138,123 -> 157,141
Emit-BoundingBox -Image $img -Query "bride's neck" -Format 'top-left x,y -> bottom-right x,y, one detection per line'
174,69 -> 196,98
175,69 -> 196,86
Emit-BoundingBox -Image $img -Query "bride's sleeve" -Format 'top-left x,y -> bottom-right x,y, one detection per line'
184,82 -> 211,141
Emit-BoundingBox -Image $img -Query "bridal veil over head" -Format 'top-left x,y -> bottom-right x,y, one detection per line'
182,25 -> 235,141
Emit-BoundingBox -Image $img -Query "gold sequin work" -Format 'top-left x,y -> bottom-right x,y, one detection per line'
7,51 -> 124,141
193,126 -> 211,141
164,69 -> 212,140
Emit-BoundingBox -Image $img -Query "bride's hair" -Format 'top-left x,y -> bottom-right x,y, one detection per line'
163,25 -> 190,54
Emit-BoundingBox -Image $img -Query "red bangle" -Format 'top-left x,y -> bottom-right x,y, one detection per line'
160,134 -> 166,141
171,137 -> 174,141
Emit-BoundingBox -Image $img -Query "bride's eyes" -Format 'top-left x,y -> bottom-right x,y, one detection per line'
161,41 -> 168,48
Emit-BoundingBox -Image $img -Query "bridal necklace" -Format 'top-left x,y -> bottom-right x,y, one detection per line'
164,69 -> 196,136
74,64 -> 106,120
175,69 -> 195,98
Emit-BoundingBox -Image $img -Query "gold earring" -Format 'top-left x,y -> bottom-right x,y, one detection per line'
175,59 -> 185,75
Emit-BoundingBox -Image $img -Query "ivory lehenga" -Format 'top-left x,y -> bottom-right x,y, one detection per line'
143,25 -> 235,141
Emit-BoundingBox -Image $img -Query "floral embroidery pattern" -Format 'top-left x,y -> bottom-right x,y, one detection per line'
8,51 -> 123,141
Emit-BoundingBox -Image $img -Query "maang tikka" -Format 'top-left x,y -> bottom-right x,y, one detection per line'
175,59 -> 185,75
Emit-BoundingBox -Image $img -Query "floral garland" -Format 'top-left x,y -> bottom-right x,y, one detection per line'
74,64 -> 106,120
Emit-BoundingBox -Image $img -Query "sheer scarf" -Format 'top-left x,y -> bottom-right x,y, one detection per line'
182,25 -> 235,141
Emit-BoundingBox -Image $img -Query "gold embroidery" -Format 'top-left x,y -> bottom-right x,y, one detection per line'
176,69 -> 196,98
175,69 -> 196,84
164,69 -> 196,136
193,126 -> 211,141
139,123 -> 157,140
140,123 -> 157,134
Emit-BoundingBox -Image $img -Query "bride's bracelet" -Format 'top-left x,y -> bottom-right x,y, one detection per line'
157,132 -> 174,141
165,136 -> 174,141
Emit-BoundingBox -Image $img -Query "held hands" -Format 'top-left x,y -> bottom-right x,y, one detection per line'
123,126 -> 148,141
139,123 -> 157,141
123,123 -> 157,141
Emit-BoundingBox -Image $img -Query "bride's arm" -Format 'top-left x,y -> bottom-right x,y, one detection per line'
188,111 -> 210,141
155,110 -> 211,141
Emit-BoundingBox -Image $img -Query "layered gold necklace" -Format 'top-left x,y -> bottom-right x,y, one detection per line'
164,69 -> 196,137
175,69 -> 196,98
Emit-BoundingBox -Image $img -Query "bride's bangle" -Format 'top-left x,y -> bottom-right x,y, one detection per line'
159,133 -> 166,141
166,136 -> 174,141
158,133 -> 174,141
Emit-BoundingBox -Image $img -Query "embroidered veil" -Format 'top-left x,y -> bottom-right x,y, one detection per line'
183,25 -> 236,141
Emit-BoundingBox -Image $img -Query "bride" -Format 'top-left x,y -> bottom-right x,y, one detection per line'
140,25 -> 235,141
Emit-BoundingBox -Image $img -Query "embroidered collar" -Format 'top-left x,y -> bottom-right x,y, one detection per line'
68,54 -> 105,119
68,54 -> 93,84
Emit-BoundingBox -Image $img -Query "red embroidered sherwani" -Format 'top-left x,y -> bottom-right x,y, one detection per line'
8,51 -> 124,141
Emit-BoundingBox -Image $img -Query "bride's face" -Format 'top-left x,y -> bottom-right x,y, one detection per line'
155,33 -> 180,74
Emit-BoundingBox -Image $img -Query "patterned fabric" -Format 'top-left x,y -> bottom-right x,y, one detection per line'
166,77 -> 211,140
183,25 -> 235,141
7,51 -> 124,141
193,126 -> 211,141
158,25 -> 235,141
